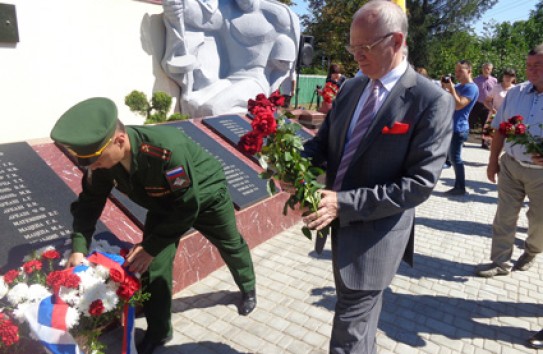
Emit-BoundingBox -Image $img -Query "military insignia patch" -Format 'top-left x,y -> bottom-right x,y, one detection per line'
165,165 -> 191,191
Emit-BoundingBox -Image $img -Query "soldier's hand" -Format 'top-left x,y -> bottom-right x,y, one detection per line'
125,245 -> 154,274
66,252 -> 85,269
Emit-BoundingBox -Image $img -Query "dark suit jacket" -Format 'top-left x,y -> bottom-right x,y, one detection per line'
303,66 -> 454,290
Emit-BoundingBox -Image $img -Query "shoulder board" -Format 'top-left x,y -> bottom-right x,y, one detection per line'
140,143 -> 172,162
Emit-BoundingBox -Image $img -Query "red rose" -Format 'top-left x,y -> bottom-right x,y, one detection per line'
238,131 -> 264,155
248,94 -> 274,115
3,269 -> 19,284
251,109 -> 277,136
109,267 -> 125,283
23,260 -> 42,274
515,123 -> 527,135
88,299 -> 105,316
42,250 -> 61,260
320,82 -> 339,104
117,275 -> 140,301
499,122 -> 514,136
509,115 -> 523,124
268,90 -> 285,107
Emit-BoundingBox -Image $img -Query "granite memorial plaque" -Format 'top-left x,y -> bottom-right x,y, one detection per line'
109,190 -> 147,229
202,114 -> 314,147
0,142 -> 120,272
165,121 -> 270,209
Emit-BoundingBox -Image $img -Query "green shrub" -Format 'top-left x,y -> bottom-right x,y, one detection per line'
125,90 -> 183,124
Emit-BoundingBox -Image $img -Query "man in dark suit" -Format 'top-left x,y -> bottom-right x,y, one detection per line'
302,1 -> 454,352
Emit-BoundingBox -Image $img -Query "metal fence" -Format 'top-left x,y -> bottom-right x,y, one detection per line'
294,74 -> 327,107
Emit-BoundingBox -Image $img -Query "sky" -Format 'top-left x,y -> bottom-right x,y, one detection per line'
291,0 -> 538,37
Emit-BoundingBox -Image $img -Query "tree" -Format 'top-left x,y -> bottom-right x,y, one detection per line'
300,0 -> 499,75
301,0 -> 366,76
407,0 -> 498,68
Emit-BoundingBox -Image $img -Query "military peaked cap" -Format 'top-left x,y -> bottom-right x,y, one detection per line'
50,97 -> 118,166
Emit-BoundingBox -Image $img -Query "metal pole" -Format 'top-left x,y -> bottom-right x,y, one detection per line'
294,70 -> 300,108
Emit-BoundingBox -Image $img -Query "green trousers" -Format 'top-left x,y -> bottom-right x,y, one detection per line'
143,186 -> 256,341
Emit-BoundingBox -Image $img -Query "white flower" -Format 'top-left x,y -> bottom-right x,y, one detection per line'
27,284 -> 51,303
7,282 -> 29,306
12,302 -> 31,323
102,289 -> 119,312
94,265 -> 110,280
77,282 -> 109,316
0,276 -> 8,300
77,267 -> 105,293
65,306 -> 80,330
59,286 -> 81,307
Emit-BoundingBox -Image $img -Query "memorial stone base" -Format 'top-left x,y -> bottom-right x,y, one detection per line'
289,109 -> 326,129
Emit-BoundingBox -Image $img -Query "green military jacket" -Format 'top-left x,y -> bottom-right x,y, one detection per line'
70,125 -> 226,256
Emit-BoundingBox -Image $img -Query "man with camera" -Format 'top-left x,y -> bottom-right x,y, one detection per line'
441,60 -> 479,195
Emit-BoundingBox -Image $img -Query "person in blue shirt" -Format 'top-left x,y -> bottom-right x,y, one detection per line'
441,60 -> 479,195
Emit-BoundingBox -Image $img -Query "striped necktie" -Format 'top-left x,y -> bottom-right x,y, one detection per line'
333,80 -> 381,191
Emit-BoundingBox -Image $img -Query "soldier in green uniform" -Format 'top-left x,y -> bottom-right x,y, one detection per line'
50,97 -> 257,354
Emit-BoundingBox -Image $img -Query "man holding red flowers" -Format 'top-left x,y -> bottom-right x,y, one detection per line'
301,1 -> 454,352
475,42 -> 543,348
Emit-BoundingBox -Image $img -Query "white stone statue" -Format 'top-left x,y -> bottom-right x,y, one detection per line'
162,0 -> 300,117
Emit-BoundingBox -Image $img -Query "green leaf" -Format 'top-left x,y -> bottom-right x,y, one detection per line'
259,170 -> 274,179
302,226 -> 312,240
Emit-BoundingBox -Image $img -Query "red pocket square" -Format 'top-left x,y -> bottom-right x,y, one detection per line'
382,122 -> 409,135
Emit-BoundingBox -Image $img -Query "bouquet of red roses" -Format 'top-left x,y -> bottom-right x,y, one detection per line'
498,115 -> 543,155
0,240 -> 149,354
238,91 -> 327,240
319,82 -> 339,104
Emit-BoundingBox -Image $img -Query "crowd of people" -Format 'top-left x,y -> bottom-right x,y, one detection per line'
47,1 -> 543,353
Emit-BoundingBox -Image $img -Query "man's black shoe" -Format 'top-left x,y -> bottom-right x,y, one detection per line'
445,187 -> 466,196
528,329 -> 543,349
136,334 -> 173,354
239,290 -> 256,316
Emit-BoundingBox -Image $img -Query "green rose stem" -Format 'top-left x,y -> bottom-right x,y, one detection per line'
258,114 -> 329,241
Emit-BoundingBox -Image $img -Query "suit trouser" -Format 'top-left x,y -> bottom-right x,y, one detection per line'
491,154 -> 543,265
330,238 -> 383,354
143,186 -> 256,341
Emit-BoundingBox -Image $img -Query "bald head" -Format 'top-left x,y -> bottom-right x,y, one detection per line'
353,1 -> 408,42
349,0 -> 407,79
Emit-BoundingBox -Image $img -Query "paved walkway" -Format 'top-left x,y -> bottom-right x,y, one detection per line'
103,141 -> 542,353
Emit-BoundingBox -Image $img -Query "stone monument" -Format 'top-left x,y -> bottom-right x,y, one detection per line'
162,0 -> 300,117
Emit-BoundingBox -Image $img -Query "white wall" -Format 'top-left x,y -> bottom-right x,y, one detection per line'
0,0 -> 179,144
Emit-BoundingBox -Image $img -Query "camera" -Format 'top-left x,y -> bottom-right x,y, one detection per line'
441,74 -> 452,84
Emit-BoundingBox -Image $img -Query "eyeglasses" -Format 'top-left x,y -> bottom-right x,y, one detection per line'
68,138 -> 113,159
345,33 -> 394,55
